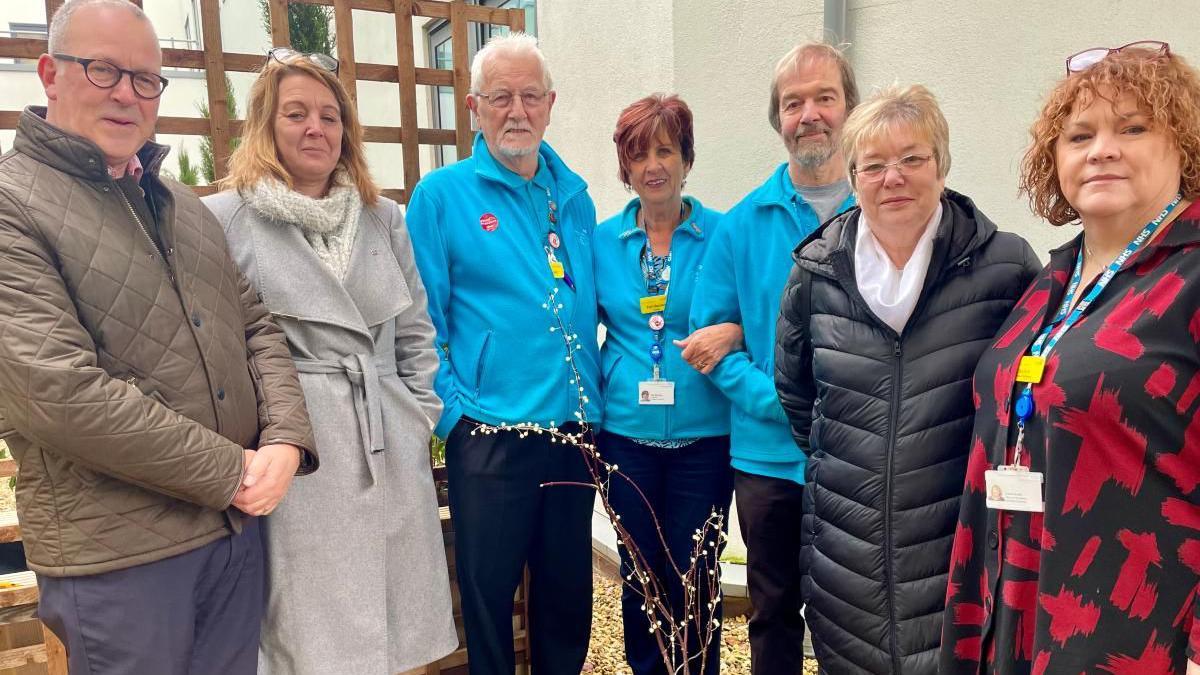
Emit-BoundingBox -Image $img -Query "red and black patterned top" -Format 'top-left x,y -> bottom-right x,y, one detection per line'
940,202 -> 1200,675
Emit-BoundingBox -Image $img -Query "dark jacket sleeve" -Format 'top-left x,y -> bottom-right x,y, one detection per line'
238,266 -> 318,474
1016,237 -> 1044,292
774,261 -> 818,454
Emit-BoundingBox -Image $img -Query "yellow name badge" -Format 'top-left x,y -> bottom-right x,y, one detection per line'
1015,355 -> 1046,384
549,261 -> 565,279
639,295 -> 667,314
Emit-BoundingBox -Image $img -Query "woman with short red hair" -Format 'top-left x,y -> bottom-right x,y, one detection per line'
593,94 -> 740,674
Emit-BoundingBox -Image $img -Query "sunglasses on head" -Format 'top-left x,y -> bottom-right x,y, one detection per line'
1065,40 -> 1169,74
267,48 -> 339,74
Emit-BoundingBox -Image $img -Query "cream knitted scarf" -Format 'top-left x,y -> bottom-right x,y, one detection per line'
246,173 -> 363,280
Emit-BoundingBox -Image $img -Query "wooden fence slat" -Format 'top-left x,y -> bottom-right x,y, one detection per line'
267,0 -> 291,47
449,1 -> 472,160
290,0 -> 515,22
44,0 -> 61,24
333,1 -> 359,101
197,0 -> 232,184
393,0 -> 421,199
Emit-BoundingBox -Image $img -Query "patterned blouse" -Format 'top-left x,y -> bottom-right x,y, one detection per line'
940,203 -> 1200,674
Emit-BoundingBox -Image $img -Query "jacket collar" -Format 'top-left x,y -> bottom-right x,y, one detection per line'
616,195 -> 709,241
15,106 -> 169,183
751,163 -> 796,208
796,188 -> 997,279
471,132 -> 588,204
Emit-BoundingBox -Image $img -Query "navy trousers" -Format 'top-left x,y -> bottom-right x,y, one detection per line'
600,432 -> 735,675
447,417 -> 595,675
37,516 -> 264,675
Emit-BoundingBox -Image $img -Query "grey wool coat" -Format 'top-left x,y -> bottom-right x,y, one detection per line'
204,190 -> 458,674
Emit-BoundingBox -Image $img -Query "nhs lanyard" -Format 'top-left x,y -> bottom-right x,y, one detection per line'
1010,193 -> 1181,464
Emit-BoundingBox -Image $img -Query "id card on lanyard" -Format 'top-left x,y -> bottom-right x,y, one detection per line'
638,234 -> 674,405
987,193 -> 1183,513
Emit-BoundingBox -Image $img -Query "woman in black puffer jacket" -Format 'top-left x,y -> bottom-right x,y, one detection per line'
773,84 -> 1041,674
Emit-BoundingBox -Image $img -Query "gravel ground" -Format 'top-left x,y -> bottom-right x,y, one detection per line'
585,572 -> 819,675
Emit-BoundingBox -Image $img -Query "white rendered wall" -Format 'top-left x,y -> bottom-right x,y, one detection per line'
539,0 -> 1200,259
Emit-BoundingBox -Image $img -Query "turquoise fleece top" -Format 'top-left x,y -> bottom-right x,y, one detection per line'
690,163 -> 855,483
408,133 -> 601,437
594,196 -> 730,440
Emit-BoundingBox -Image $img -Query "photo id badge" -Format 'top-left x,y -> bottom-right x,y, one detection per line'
637,380 -> 675,405
985,466 -> 1044,512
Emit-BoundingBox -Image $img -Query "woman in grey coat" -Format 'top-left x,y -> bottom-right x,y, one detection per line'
203,49 -> 457,673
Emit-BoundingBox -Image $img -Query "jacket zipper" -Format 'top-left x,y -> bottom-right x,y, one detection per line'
885,337 -> 902,673
115,185 -> 175,285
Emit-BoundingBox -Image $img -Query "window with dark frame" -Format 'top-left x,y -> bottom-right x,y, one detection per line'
426,0 -> 537,167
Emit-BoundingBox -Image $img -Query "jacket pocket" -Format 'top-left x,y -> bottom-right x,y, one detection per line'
601,352 -> 623,407
473,330 -> 494,397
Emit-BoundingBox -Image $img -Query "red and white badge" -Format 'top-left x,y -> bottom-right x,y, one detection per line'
548,232 -> 561,249
480,213 -> 499,232
648,314 -> 665,330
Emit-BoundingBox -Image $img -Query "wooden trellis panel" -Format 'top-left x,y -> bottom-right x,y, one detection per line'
0,0 -> 526,204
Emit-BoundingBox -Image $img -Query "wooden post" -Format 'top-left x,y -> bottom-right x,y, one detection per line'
332,1 -> 358,101
267,0 -> 291,47
393,0 -> 421,200
40,624 -> 66,675
198,0 -> 232,184
449,0 -> 472,160
43,0 -> 62,23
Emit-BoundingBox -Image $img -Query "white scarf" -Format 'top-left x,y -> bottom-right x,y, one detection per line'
246,173 -> 363,280
854,203 -> 942,335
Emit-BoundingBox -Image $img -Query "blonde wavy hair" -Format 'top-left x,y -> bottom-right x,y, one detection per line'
220,56 -> 379,204
1020,47 -> 1200,225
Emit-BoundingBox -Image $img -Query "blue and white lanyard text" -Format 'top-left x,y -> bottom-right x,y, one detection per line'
642,246 -> 671,380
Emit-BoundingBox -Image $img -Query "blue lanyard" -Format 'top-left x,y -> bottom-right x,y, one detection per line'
642,246 -> 671,377
1014,193 -> 1182,427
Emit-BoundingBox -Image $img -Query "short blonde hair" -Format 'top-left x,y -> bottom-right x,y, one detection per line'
840,84 -> 950,189
1020,47 -> 1200,225
220,56 -> 379,204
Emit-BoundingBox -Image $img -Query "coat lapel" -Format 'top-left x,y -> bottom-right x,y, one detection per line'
340,205 -> 411,328
251,212 -> 371,336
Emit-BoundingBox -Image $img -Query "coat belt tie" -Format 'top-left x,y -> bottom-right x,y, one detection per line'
293,353 -> 396,485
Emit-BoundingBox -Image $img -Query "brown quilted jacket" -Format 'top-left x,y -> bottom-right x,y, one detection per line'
0,107 -> 316,576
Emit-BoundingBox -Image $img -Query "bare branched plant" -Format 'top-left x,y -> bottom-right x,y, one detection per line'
465,287 -> 727,674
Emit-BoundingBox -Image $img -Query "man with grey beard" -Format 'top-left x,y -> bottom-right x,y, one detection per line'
685,42 -> 858,674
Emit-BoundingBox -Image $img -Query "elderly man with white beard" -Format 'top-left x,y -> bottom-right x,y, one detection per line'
686,42 -> 859,674
407,32 -> 600,675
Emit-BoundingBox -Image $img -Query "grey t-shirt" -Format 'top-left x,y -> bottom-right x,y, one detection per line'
796,178 -> 853,226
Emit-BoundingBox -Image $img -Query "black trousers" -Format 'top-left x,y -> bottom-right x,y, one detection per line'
447,417 -> 595,675
735,469 -> 806,675
37,517 -> 264,675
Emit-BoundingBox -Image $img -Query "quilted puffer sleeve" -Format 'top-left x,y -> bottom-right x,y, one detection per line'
774,261 -> 818,453
237,266 -> 318,473
0,193 -> 245,510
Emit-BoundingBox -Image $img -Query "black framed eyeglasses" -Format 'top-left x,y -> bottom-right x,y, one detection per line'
1065,40 -> 1170,73
268,48 -> 339,74
52,54 -> 169,99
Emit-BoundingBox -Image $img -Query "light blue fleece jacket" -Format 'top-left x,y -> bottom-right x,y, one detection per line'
407,133 -> 601,437
690,163 -> 855,483
594,196 -> 730,440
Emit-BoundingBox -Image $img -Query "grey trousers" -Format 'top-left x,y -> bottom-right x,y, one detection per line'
37,517 -> 264,675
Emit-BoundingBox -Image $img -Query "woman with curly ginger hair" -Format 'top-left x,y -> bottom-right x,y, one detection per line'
941,42 -> 1200,674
